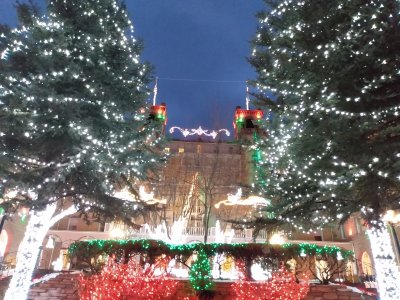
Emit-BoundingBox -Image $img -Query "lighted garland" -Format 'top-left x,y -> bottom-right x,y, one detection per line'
68,239 -> 352,278
69,239 -> 351,259
169,126 -> 231,139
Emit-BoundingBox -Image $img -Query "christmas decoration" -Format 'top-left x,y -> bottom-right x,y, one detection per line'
1,0 -> 164,298
250,0 -> 400,227
78,259 -> 179,300
250,1 -> 400,298
189,248 -> 214,294
69,239 -> 352,263
367,223 -> 400,299
214,188 -> 270,209
144,217 -> 188,244
214,220 -> 234,243
169,126 -> 230,139
114,186 -> 167,205
69,239 -> 352,286
152,77 -> 158,106
5,205 -> 58,300
233,266 -> 309,300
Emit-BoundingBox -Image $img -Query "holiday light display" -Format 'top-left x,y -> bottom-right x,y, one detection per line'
251,0 -> 400,225
144,217 -> 188,244
78,259 -> 179,300
169,126 -> 230,139
233,266 -> 309,300
214,220 -> 234,243
214,188 -> 270,209
69,239 -> 352,263
250,1 -> 400,297
189,248 -> 214,293
1,0 -> 164,299
367,223 -> 400,300
69,239 -> 352,286
114,186 -> 167,205
152,77 -> 158,106
212,221 -> 235,279
4,203 -> 77,300
4,205 -> 57,300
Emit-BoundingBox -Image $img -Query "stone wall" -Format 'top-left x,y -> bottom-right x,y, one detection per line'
27,273 -> 79,300
304,285 -> 376,300
6,273 -> 376,300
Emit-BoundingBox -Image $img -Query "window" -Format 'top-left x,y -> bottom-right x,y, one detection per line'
68,218 -> 79,230
164,147 -> 170,153
361,252 -> 373,276
197,145 -> 201,153
178,147 -> 185,153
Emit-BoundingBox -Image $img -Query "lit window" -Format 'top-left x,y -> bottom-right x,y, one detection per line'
164,147 -> 170,153
361,252 -> 373,276
178,148 -> 184,153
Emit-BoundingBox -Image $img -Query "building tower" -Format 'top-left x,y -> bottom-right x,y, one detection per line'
233,106 -> 264,142
149,102 -> 167,134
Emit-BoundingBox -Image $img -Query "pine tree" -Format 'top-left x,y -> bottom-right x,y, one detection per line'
189,248 -> 214,296
0,1 -> 164,299
250,0 -> 400,229
250,1 -> 400,298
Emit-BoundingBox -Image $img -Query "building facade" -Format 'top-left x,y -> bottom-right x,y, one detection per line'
1,104 -> 398,284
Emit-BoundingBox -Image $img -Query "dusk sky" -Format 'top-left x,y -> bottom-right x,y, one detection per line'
0,0 -> 265,138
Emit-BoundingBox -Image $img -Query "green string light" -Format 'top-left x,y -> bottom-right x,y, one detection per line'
189,248 -> 213,292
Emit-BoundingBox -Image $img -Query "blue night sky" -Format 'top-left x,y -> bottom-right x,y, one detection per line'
0,0 -> 264,137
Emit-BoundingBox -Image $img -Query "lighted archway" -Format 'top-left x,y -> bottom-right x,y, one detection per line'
0,230 -> 8,259
361,252 -> 373,276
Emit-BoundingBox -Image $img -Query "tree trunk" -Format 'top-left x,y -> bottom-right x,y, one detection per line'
4,204 -> 57,300
204,205 -> 211,243
367,223 -> 400,300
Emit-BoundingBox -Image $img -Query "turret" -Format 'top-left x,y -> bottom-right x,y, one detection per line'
233,106 -> 264,142
149,102 -> 167,135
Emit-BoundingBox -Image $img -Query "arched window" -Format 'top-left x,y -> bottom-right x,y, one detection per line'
361,252 -> 373,276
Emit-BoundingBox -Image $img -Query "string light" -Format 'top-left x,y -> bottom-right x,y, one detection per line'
78,260 -> 179,300
215,188 -> 270,209
367,224 -> 400,300
233,266 -> 309,300
189,248 -> 214,292
144,217 -> 188,244
250,0 -> 400,243
169,126 -> 230,139
1,0 -> 165,299
4,205 -> 58,300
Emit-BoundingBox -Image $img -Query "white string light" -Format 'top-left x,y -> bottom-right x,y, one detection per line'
169,126 -> 230,139
367,224 -> 400,300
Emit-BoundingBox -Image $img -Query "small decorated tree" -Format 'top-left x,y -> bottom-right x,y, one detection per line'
189,248 -> 214,299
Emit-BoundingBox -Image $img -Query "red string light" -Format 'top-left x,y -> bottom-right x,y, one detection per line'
232,267 -> 309,300
78,258 -> 179,300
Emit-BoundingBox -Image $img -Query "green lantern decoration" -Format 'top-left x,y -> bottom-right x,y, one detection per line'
189,248 -> 213,293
